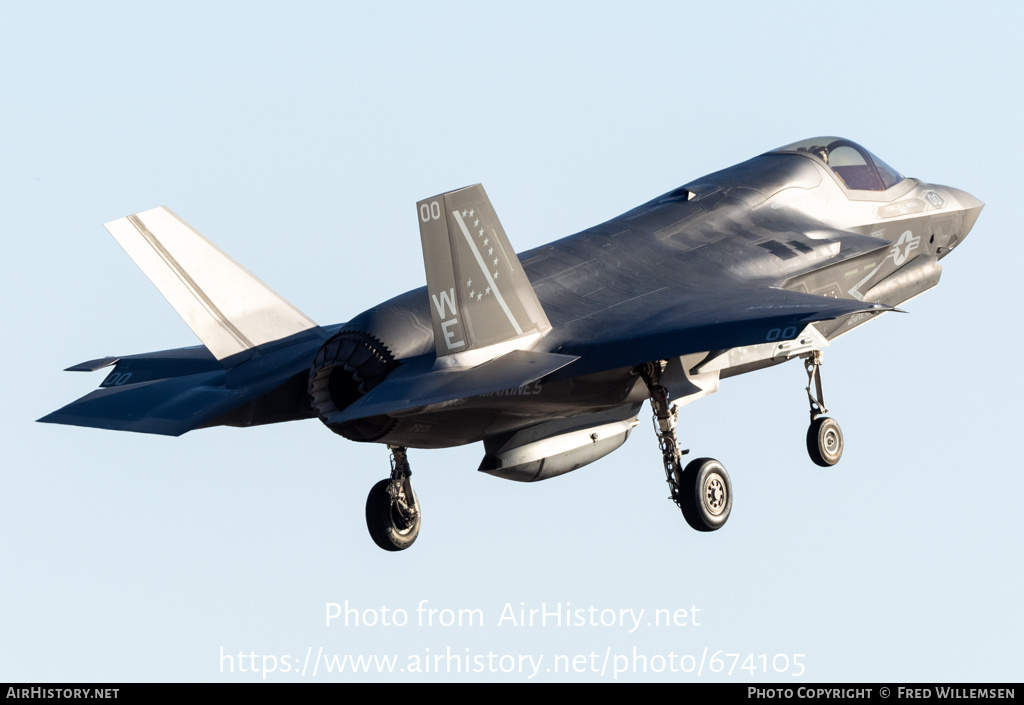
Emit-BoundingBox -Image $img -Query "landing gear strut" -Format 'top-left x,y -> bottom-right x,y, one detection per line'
803,351 -> 843,467
639,362 -> 732,531
365,445 -> 421,551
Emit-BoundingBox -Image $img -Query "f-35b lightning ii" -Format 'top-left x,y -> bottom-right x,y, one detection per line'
41,137 -> 983,551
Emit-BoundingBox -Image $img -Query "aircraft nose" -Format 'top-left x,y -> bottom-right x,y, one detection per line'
953,187 -> 984,235
935,187 -> 983,258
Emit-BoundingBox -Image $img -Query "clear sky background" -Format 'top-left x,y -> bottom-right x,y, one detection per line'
2,1 -> 1020,683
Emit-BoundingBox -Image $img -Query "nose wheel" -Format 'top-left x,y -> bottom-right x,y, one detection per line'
807,416 -> 843,467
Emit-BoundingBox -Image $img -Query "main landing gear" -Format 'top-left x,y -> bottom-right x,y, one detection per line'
639,362 -> 733,532
803,351 -> 844,467
364,354 -> 843,548
365,445 -> 421,551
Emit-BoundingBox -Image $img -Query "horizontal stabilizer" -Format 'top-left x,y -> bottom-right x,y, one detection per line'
65,356 -> 120,372
327,349 -> 578,423
40,332 -> 326,436
105,207 -> 318,361
39,370 -> 245,436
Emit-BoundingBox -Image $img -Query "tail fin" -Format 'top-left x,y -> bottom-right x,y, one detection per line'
416,185 -> 550,368
104,207 -> 318,361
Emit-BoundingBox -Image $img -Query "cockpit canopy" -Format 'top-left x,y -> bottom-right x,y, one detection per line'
772,137 -> 904,192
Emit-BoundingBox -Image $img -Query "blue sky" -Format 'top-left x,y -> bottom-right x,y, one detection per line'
2,1 -> 1021,682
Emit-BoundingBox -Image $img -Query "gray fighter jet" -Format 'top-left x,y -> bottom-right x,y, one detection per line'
40,137 -> 983,551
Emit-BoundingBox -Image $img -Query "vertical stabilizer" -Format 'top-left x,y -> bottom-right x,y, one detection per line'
417,185 -> 550,368
104,207 -> 319,361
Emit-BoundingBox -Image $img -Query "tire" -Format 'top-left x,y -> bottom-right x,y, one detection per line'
807,417 -> 843,467
365,479 -> 421,551
675,457 -> 732,532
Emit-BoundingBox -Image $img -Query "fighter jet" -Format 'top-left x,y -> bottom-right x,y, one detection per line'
40,137 -> 983,551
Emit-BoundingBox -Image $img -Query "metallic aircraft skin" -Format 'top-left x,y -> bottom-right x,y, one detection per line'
41,137 -> 982,549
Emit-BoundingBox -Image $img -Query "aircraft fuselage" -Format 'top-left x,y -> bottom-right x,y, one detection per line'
331,145 -> 980,450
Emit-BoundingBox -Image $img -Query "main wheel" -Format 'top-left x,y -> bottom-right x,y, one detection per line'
675,457 -> 732,532
365,479 -> 421,551
807,417 -> 843,467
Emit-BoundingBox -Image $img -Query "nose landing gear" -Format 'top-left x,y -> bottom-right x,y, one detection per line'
803,351 -> 844,467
